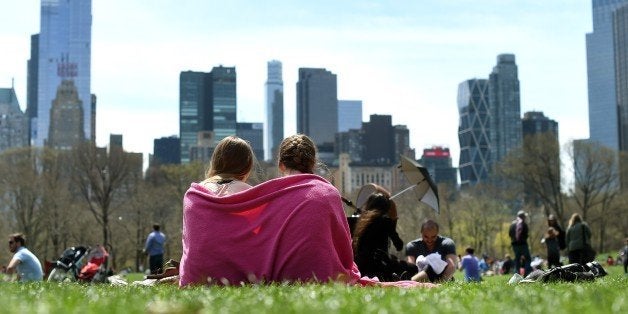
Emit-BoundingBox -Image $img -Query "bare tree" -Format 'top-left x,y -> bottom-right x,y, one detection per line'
0,147 -> 44,249
70,141 -> 136,258
496,133 -> 564,221
566,140 -> 620,221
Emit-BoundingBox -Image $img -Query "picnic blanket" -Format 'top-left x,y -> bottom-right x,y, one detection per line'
179,174 -> 434,288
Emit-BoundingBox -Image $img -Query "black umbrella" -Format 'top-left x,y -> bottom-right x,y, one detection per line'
391,155 -> 440,214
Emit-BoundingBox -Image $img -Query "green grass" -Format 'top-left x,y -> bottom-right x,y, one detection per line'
0,267 -> 626,314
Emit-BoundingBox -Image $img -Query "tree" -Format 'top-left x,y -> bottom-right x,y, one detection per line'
495,132 -> 564,222
567,140 -> 619,221
71,141 -> 138,260
0,147 -> 44,249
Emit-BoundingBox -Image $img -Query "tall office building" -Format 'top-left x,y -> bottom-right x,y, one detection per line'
362,114 -> 395,165
210,66 -> 237,141
394,125 -> 411,162
237,122 -> 264,161
265,60 -> 283,161
522,111 -> 559,138
338,100 -> 362,132
179,71 -> 207,164
488,54 -> 521,164
614,4 -> 628,151
0,87 -> 28,153
457,79 -> 491,187
47,80 -> 84,149
587,0 -> 628,150
179,66 -> 237,164
153,136 -> 180,165
32,0 -> 92,147
296,68 -> 338,148
26,34 -> 39,144
419,147 -> 458,187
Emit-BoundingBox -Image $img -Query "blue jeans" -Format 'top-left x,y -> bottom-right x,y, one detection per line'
512,244 -> 532,276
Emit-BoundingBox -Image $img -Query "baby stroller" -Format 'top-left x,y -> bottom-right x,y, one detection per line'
47,245 -> 109,282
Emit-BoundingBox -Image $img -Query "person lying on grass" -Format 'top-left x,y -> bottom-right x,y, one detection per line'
179,134 -> 435,288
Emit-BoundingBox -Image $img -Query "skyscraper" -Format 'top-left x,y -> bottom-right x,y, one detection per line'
26,34 -> 38,144
522,111 -> 559,138
265,60 -> 283,161
296,68 -> 338,148
419,147 -> 458,187
153,136 -> 181,165
237,122 -> 264,161
337,100 -> 362,132
457,78 -> 490,187
209,66 -> 237,141
33,0 -> 92,147
614,4 -> 628,151
362,114 -> 394,165
179,71 -> 207,164
47,80 -> 84,149
488,54 -> 521,164
587,0 -> 628,151
179,66 -> 237,164
393,125 -> 411,162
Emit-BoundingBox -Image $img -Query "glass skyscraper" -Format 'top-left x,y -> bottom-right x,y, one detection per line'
457,79 -> 490,187
265,60 -> 283,161
488,54 -> 521,164
34,0 -> 92,147
179,71 -> 206,164
209,66 -> 237,141
337,100 -> 362,133
586,0 -> 628,150
296,68 -> 338,148
179,66 -> 236,164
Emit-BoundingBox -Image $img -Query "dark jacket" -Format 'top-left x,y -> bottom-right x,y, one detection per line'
509,219 -> 529,245
566,222 -> 591,252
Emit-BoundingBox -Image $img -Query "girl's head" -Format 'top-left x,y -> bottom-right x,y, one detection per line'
278,134 -> 317,175
206,136 -> 254,181
568,213 -> 582,227
364,193 -> 391,214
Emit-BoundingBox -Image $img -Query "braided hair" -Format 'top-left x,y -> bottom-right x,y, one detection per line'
278,134 -> 317,174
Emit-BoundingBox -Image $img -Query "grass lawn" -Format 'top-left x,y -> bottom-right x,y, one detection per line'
0,266 -> 626,313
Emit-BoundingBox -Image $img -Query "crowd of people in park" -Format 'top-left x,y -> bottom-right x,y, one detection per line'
2,134 -> 628,285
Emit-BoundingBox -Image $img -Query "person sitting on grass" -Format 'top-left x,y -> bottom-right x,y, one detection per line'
179,134 -> 436,288
459,247 -> 482,282
406,219 -> 457,283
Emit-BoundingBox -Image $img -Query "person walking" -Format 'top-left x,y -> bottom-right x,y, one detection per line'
565,213 -> 592,265
5,233 -> 43,282
144,224 -> 166,275
509,210 -> 532,276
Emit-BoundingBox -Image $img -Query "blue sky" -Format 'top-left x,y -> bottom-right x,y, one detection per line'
1,0 -> 591,171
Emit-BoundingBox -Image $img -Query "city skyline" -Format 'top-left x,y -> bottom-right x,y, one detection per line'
1,1 -> 590,169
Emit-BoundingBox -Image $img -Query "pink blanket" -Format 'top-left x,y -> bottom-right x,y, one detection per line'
179,174 -> 435,288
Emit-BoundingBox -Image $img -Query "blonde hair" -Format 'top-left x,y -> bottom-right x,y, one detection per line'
278,134 -> 317,174
206,136 -> 254,181
568,213 -> 582,228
